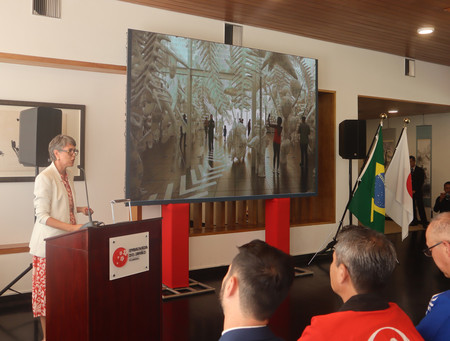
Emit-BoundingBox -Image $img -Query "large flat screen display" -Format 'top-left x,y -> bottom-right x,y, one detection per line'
126,29 -> 318,205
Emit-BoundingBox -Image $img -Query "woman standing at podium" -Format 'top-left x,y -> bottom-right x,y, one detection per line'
29,135 -> 92,341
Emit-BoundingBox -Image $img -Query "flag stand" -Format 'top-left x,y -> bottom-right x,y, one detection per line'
349,159 -> 353,225
308,116 -> 386,265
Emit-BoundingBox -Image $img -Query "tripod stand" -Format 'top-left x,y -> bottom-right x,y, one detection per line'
0,263 -> 32,296
308,122 -> 382,265
0,166 -> 40,297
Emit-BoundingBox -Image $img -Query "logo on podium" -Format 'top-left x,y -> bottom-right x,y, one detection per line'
109,232 -> 149,280
112,247 -> 128,267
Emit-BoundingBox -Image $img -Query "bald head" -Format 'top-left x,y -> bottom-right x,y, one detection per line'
427,212 -> 450,237
426,213 -> 450,278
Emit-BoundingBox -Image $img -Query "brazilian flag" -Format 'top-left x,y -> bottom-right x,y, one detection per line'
349,126 -> 385,233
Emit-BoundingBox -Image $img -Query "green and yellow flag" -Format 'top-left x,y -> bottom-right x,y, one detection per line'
349,126 -> 385,232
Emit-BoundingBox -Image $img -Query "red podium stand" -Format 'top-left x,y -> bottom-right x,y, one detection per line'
265,198 -> 290,254
45,218 -> 162,341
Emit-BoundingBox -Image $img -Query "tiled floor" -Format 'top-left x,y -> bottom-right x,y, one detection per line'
138,131 -> 315,202
1,229 -> 449,340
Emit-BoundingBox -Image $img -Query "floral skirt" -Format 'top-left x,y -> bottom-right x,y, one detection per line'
32,256 -> 46,317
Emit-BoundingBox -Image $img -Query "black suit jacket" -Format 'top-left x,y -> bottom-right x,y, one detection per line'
219,326 -> 283,341
411,166 -> 425,193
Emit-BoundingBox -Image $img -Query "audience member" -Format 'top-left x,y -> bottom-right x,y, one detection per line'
410,155 -> 429,227
416,212 -> 450,341
433,182 -> 450,213
219,239 -> 294,341
298,225 -> 424,341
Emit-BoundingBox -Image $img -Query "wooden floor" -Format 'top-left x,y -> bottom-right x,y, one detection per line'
1,229 -> 449,341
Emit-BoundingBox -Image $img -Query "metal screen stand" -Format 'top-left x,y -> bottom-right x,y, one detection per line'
294,267 -> 314,278
162,278 -> 215,300
110,199 -> 133,223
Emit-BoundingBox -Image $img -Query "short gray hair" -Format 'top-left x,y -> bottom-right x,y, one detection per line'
48,135 -> 76,161
334,225 -> 397,293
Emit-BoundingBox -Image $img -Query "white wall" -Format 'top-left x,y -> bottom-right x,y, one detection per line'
1,0 -> 450,294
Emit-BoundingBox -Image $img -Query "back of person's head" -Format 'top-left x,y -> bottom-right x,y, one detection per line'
229,239 -> 294,321
48,135 -> 76,161
277,117 -> 282,125
428,212 -> 450,237
334,225 -> 397,293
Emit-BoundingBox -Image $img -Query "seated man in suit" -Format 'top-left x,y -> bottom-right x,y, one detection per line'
417,212 -> 450,341
219,239 -> 294,341
298,225 -> 424,341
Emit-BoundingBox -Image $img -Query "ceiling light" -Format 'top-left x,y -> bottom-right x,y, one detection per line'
417,27 -> 434,35
388,110 -> 398,114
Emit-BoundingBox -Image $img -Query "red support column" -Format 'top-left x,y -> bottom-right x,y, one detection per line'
265,198 -> 290,254
162,204 -> 190,288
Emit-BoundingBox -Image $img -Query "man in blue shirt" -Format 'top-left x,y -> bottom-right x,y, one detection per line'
417,212 -> 450,340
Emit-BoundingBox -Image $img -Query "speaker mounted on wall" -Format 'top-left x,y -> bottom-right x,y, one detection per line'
405,58 -> 415,77
224,23 -> 243,46
19,107 -> 62,167
339,119 -> 366,159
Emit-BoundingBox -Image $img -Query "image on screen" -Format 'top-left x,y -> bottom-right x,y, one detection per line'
126,29 -> 318,205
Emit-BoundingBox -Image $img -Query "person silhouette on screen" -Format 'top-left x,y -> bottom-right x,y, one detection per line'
298,116 -> 310,168
208,114 -> 215,151
268,117 -> 283,174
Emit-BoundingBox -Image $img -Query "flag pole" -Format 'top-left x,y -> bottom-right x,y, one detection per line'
390,119 -> 409,155
385,118 -> 412,240
308,114 -> 387,265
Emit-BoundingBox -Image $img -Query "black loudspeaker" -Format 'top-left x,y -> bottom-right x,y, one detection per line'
224,23 -> 243,45
19,107 -> 62,167
339,120 -> 366,159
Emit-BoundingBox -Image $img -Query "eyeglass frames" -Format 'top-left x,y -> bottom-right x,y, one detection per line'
59,148 -> 79,156
423,241 -> 443,257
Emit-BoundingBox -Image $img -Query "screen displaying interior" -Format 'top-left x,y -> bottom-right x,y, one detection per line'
126,29 -> 318,205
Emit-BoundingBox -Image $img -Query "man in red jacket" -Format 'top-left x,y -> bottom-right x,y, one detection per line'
298,225 -> 424,340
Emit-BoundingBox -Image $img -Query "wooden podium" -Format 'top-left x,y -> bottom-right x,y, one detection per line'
45,218 -> 162,341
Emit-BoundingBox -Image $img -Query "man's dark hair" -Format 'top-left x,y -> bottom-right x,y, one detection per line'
334,225 -> 397,293
229,239 -> 294,321
409,155 -> 416,161
444,181 -> 450,187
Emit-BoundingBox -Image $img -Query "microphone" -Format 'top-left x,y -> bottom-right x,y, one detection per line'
77,165 -> 97,228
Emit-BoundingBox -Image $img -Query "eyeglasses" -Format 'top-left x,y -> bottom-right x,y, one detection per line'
423,241 -> 443,257
59,148 -> 79,156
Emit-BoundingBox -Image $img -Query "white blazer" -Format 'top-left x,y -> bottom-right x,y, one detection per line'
29,162 -> 78,258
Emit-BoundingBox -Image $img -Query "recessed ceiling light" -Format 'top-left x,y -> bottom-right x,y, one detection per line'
417,27 -> 434,35
388,110 -> 398,114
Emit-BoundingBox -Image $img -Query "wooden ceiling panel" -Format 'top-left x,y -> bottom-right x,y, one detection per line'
121,0 -> 450,67
122,0 -> 450,118
358,96 -> 450,120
